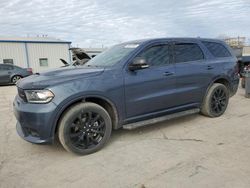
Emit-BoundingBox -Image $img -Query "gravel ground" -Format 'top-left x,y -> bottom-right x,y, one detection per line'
0,85 -> 250,188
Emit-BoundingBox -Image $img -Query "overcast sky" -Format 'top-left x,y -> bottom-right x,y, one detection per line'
0,0 -> 249,47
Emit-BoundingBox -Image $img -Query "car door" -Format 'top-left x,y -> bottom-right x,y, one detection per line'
173,41 -> 211,106
0,65 -> 12,83
124,43 -> 176,119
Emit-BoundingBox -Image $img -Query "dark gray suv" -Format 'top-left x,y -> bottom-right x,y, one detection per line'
0,64 -> 33,84
13,38 -> 239,155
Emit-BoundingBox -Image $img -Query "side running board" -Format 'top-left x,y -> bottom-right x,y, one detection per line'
123,108 -> 200,130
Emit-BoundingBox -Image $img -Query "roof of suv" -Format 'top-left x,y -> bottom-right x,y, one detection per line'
124,37 -> 225,44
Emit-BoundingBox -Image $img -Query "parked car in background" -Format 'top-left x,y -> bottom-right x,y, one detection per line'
14,38 -> 239,155
241,64 -> 250,88
238,56 -> 250,77
0,64 -> 33,84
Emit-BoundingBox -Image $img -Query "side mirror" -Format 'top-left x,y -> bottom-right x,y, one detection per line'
129,57 -> 149,71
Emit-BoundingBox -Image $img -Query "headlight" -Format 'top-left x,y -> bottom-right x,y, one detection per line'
24,90 -> 54,103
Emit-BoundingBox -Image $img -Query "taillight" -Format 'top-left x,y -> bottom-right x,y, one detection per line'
235,61 -> 240,75
27,68 -> 33,74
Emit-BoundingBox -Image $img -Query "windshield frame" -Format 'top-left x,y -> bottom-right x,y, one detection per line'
84,43 -> 141,68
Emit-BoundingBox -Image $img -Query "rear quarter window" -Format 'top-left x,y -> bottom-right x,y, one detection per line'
14,66 -> 23,70
174,43 -> 204,63
202,41 -> 231,58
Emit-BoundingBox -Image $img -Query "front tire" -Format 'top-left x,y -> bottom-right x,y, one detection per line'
201,83 -> 229,117
58,102 -> 112,155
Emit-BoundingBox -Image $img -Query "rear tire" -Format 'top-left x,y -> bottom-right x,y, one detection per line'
201,83 -> 229,117
58,102 -> 112,155
11,75 -> 22,84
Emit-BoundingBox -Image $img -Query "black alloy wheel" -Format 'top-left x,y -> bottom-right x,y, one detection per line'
58,102 -> 112,155
201,83 -> 229,117
210,87 -> 227,115
69,111 -> 105,149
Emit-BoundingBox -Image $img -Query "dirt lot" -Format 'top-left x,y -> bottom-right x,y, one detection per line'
0,85 -> 250,188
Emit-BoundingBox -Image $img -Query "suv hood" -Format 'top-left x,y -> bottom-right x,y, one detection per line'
17,66 -> 104,89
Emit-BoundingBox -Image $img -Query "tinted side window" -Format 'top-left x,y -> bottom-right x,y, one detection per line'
202,41 -> 231,58
138,45 -> 170,66
0,65 -> 13,70
174,43 -> 204,63
13,66 -> 22,70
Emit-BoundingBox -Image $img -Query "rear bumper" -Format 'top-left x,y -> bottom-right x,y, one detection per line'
13,95 -> 57,144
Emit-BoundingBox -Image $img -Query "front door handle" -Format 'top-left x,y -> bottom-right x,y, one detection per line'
163,72 -> 174,76
207,66 -> 214,70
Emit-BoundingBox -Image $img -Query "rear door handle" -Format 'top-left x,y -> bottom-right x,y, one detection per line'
163,72 -> 174,76
207,66 -> 214,70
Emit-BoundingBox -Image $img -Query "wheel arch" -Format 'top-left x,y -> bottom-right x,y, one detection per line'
53,94 -> 119,138
11,74 -> 23,81
208,76 -> 231,92
11,74 -> 23,78
201,76 -> 231,107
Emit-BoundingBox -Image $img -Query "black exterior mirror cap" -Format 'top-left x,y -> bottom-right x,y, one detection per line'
129,57 -> 149,71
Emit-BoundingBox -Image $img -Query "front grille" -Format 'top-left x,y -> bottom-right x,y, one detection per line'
17,87 -> 27,102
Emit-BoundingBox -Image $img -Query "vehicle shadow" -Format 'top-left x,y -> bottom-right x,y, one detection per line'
45,113 -> 201,156
109,113 -> 201,144
0,84 -> 15,87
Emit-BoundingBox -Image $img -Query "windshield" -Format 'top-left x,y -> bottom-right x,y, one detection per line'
84,43 -> 140,67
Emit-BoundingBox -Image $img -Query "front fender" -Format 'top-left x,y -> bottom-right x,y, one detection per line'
47,72 -> 125,138
49,92 -> 121,139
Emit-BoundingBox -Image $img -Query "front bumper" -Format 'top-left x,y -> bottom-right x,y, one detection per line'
16,121 -> 52,144
13,95 -> 58,144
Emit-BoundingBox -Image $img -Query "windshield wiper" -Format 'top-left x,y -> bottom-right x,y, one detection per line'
86,64 -> 100,68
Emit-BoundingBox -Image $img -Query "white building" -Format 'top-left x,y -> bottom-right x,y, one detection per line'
242,46 -> 250,56
0,37 -> 71,72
